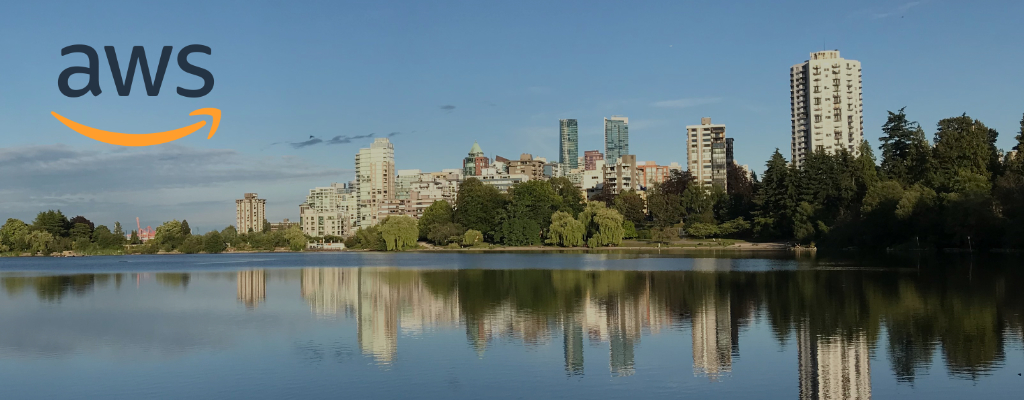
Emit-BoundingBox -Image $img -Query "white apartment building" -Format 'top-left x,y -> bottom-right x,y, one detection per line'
791,50 -> 864,167
235,193 -> 266,233
355,138 -> 396,228
299,183 -> 357,238
686,118 -> 727,187
478,168 -> 529,193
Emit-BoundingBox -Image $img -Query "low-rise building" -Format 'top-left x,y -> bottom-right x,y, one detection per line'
269,219 -> 299,232
478,169 -> 529,192
507,153 -> 546,181
637,161 -> 683,190
602,154 -> 641,194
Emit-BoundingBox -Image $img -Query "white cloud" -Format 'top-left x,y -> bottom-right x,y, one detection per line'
651,97 -> 723,109
0,144 -> 348,231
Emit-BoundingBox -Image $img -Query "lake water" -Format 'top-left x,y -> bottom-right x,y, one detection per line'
0,252 -> 1021,399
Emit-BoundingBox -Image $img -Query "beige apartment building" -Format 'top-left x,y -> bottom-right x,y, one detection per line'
506,153 -> 546,181
355,138 -> 395,228
791,50 -> 864,167
236,193 -> 266,233
686,118 -> 728,188
602,154 -> 641,195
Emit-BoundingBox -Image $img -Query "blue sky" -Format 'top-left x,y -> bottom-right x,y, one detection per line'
2,0 -> 1023,231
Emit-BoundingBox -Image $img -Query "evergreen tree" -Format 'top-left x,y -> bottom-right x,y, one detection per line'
753,150 -> 795,239
181,220 -> 192,236
879,108 -> 931,185
932,114 -> 996,190
32,210 -> 70,238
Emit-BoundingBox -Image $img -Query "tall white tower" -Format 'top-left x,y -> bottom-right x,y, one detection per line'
355,138 -> 395,228
790,50 -> 863,167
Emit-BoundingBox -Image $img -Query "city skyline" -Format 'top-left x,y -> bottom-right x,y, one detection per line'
3,1 -> 1024,232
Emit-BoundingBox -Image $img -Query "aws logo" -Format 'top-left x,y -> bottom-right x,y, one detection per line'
54,44 -> 220,146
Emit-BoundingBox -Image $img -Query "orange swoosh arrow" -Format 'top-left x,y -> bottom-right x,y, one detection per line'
52,108 -> 222,147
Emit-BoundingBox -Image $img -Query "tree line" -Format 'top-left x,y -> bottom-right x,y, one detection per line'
0,211 -> 309,255
345,177 -> 630,250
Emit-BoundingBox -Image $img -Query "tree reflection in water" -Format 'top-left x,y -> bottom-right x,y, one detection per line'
2,256 -> 1021,393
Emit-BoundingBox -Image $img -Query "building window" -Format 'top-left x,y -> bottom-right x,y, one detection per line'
814,115 -> 822,123
814,97 -> 821,105
813,86 -> 820,93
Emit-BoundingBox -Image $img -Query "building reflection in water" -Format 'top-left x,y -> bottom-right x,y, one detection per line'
299,268 -> 460,364
692,282 -> 732,380
237,270 -> 266,309
798,323 -> 871,400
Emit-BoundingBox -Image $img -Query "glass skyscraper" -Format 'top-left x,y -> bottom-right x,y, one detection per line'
559,119 -> 578,173
604,116 -> 629,164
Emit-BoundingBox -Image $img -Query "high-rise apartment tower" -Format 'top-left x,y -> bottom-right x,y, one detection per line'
790,50 -> 863,167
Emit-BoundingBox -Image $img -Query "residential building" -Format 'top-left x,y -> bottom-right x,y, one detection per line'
636,161 -> 683,189
584,150 -> 604,171
355,138 -> 395,228
581,160 -> 605,193
559,119 -> 579,174
463,141 -> 489,176
235,193 -> 266,233
395,169 -> 423,200
478,169 -> 529,192
507,153 -> 546,181
604,117 -> 629,164
791,50 -> 864,167
712,142 -> 728,190
300,183 -> 357,237
378,175 -> 459,220
687,118 -> 727,187
602,154 -> 641,194
269,219 -> 298,232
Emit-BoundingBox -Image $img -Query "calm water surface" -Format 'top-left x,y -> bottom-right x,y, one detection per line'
1,252 -> 1022,399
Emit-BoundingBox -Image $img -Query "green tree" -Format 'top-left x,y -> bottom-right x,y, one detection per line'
652,226 -> 679,243
379,216 -> 418,251
646,185 -> 682,227
203,231 -> 226,253
113,222 -> 125,240
349,226 -> 385,250
932,114 -> 997,189
462,229 -> 484,247
32,210 -> 70,238
578,202 -> 624,247
181,220 -> 192,236
496,218 -> 541,246
613,190 -> 646,226
427,222 -> 466,245
69,223 -> 93,241
282,226 -> 307,251
454,178 -> 506,239
507,180 -> 560,231
681,184 -> 723,224
153,220 -> 185,251
879,108 -> 932,186
220,226 -> 239,247
661,169 -> 695,196
129,230 -> 141,245
27,230 -> 54,254
546,211 -> 585,247
419,200 -> 453,240
91,225 -> 121,249
622,220 -> 638,239
0,218 -> 30,253
68,215 -> 94,231
549,176 -> 585,216
686,223 -> 717,239
753,150 -> 796,239
178,235 -> 204,254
